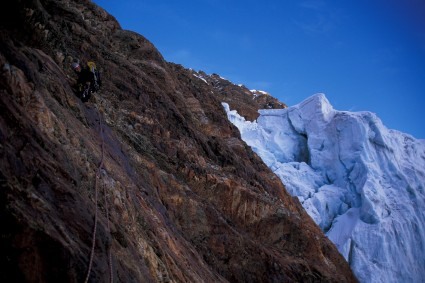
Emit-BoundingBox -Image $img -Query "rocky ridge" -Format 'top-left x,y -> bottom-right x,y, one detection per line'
0,0 -> 356,282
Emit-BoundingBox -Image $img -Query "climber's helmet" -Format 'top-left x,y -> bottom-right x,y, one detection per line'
71,62 -> 80,71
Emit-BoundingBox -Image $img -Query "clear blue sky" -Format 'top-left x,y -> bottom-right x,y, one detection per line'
93,0 -> 425,139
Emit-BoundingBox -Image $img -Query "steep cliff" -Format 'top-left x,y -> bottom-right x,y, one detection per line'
0,0 -> 356,282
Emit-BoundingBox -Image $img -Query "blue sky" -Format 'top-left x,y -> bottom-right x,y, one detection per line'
93,0 -> 425,139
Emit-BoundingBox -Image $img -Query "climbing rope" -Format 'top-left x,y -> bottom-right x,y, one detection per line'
84,106 -> 113,283
103,182 -> 113,283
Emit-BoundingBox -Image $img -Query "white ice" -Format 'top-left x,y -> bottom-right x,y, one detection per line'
223,93 -> 425,283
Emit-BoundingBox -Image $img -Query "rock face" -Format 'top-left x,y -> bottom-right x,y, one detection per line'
0,0 -> 356,282
195,72 -> 287,121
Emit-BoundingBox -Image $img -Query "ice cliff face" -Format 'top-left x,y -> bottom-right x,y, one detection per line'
224,93 -> 425,283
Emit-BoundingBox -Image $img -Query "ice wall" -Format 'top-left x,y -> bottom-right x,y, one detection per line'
223,94 -> 425,283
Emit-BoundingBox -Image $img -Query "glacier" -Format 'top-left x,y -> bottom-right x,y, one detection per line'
223,93 -> 425,283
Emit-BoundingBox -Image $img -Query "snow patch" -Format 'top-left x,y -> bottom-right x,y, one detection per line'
192,73 -> 208,84
250,89 -> 269,97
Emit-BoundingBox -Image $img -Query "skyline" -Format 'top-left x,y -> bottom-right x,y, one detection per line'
93,0 -> 425,139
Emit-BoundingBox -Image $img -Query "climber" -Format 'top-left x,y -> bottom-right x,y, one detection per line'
71,61 -> 101,102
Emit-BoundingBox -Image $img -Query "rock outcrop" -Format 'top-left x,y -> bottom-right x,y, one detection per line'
0,0 -> 356,282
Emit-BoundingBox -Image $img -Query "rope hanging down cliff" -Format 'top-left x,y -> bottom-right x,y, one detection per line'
84,107 -> 113,283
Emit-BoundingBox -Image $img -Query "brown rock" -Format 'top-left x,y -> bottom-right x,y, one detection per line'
0,0 -> 357,282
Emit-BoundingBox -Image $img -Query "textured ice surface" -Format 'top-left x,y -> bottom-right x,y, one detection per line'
223,94 -> 425,283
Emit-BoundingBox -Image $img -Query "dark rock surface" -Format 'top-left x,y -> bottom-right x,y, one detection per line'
0,0 -> 357,282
